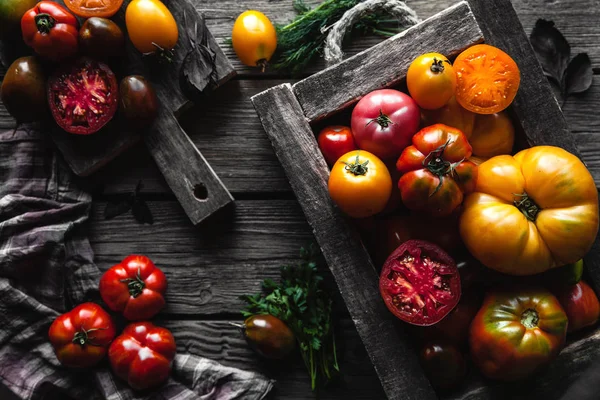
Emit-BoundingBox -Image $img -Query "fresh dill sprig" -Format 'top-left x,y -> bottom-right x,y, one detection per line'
273,0 -> 403,74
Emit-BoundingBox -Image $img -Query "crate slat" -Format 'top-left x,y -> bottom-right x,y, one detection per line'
292,1 -> 483,122
252,83 -> 436,400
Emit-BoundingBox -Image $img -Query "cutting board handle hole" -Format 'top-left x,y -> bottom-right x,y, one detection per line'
193,183 -> 209,201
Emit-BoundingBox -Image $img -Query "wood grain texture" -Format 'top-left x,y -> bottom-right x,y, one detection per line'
144,94 -> 234,225
252,84 -> 435,400
293,1 -> 483,122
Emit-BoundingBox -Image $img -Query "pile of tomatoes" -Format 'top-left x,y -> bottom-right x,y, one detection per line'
48,255 -> 177,390
0,0 -> 179,134
321,44 -> 600,391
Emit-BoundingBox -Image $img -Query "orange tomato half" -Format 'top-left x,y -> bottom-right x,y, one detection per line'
454,44 -> 520,114
328,150 -> 392,219
232,10 -> 277,70
65,0 -> 123,18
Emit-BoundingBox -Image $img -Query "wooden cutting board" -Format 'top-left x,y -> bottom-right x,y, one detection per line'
1,0 -> 236,225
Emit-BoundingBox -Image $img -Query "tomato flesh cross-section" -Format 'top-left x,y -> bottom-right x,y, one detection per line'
380,240 -> 461,326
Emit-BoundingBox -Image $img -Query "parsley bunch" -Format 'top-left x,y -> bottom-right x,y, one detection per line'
240,245 -> 339,390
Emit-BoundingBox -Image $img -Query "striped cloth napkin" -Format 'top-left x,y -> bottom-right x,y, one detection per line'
0,126 -> 274,400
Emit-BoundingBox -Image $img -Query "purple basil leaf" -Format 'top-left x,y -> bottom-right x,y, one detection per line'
565,53 -> 593,95
104,200 -> 132,220
530,19 -> 570,87
132,198 -> 154,225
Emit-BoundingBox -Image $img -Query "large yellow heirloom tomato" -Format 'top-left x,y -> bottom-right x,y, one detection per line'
459,146 -> 599,275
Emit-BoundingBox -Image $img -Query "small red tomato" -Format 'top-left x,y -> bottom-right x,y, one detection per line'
109,322 -> 176,390
317,126 -> 357,166
48,303 -> 116,368
21,1 -> 79,62
100,255 -> 167,321
351,89 -> 420,160
556,281 -> 600,333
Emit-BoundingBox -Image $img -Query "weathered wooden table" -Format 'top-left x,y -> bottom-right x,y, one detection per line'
2,0 -> 599,399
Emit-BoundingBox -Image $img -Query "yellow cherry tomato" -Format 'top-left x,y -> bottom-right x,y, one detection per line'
232,10 -> 277,70
328,150 -> 392,219
407,52 -> 457,110
126,0 -> 178,55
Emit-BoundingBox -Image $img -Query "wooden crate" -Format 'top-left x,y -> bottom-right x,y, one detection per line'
252,0 -> 600,399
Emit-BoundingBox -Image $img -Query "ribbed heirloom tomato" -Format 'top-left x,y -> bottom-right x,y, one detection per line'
109,322 -> 176,390
328,150 -> 392,219
470,288 -> 567,381
100,255 -> 167,320
396,124 -> 477,216
460,146 -> 599,275
48,303 -> 116,368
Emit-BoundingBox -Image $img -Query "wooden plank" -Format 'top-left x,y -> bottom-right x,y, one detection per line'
89,199 -> 319,316
144,95 -> 234,225
161,319 -> 386,400
198,0 -> 600,76
292,1 -> 483,122
251,84 -> 435,400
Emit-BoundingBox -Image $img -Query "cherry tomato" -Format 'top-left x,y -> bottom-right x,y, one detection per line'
109,322 -> 176,390
407,53 -> 456,110
328,150 -> 392,219
232,10 -> 277,70
379,240 -> 461,326
126,0 -> 178,57
21,1 -> 79,62
556,280 -> 600,333
317,126 -> 357,166
469,111 -> 515,157
239,315 -> 296,359
64,0 -> 122,18
420,342 -> 466,391
397,124 -> 477,216
454,44 -> 521,114
351,89 -> 420,160
543,259 -> 584,289
48,303 -> 116,368
99,255 -> 167,321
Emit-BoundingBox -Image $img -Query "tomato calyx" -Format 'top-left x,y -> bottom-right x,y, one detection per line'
144,42 -> 175,63
513,192 -> 541,221
520,308 -> 539,329
366,109 -> 394,129
430,58 -> 447,73
120,267 -> 145,298
72,327 -> 108,347
34,12 -> 55,34
343,152 -> 369,176
423,140 -> 464,196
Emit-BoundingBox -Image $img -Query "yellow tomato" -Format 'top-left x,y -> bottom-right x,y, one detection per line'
460,146 -> 599,275
232,10 -> 277,70
469,111 -> 515,157
421,97 -> 475,139
407,52 -> 456,110
328,150 -> 392,219
126,0 -> 178,55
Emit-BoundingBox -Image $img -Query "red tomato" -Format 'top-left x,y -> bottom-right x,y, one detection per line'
317,126 -> 357,166
21,2 -> 79,61
109,322 -> 176,390
48,303 -> 116,368
351,89 -> 420,160
556,281 -> 600,333
397,124 -> 477,216
379,240 -> 461,326
99,255 -> 167,321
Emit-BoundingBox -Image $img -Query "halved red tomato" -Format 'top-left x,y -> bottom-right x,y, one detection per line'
379,240 -> 461,326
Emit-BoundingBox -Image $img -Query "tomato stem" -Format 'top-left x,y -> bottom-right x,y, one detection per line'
366,109 -> 394,129
119,267 -> 146,298
145,42 -> 175,64
430,57 -> 446,73
342,151 -> 369,176
72,327 -> 107,347
513,193 -> 541,221
521,308 -> 539,329
257,59 -> 268,73
422,140 -> 463,196
34,13 -> 56,35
